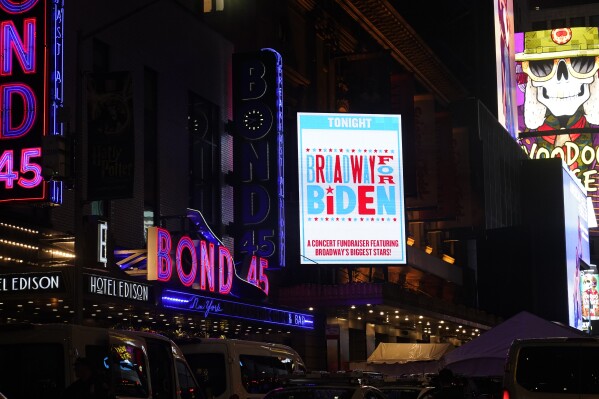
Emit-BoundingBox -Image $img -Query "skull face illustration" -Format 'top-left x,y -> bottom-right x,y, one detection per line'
516,27 -> 599,130
529,57 -> 595,116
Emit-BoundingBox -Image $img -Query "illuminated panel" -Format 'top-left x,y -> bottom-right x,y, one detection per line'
581,268 -> 599,324
146,215 -> 269,299
0,271 -> 65,293
147,227 -> 173,282
85,273 -> 151,302
232,48 -> 285,268
561,164 -> 590,329
297,113 -> 406,265
515,28 -> 599,133
0,0 -> 64,203
162,289 -> 314,329
493,0 -> 517,137
516,28 -> 599,229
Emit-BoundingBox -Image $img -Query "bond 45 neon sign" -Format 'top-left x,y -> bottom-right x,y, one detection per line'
0,0 -> 64,203
147,209 -> 270,298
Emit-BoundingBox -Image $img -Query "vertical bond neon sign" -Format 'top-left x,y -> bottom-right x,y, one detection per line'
232,49 -> 285,268
0,0 -> 63,204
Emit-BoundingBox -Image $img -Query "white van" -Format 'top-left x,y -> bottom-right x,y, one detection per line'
178,338 -> 306,399
0,323 -> 201,399
503,337 -> 599,399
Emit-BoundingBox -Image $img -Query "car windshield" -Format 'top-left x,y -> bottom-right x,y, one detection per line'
516,345 -> 599,394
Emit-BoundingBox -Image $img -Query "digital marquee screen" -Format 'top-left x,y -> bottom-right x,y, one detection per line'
297,113 -> 406,265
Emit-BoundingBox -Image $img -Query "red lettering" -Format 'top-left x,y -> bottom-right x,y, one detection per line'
378,155 -> 393,165
326,193 -> 334,214
379,175 -> 395,184
358,186 -> 375,214
334,155 -> 342,183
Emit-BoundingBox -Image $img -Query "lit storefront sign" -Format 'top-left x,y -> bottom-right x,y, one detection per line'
162,289 -> 314,329
297,113 -> 406,264
0,0 -> 64,203
85,273 -> 151,302
147,226 -> 269,296
143,209 -> 269,298
0,271 -> 65,293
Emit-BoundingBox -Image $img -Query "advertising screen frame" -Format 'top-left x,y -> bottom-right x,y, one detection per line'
516,27 -> 599,230
297,112 -> 406,265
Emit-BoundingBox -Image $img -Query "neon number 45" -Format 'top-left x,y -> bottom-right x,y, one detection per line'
0,147 -> 43,189
246,256 -> 269,295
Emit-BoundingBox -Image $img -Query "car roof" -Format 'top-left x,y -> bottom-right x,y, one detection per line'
265,384 -> 383,395
512,337 -> 599,345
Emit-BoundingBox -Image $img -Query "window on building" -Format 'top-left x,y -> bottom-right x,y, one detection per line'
531,20 -> 547,30
551,19 -> 566,28
570,17 -> 585,27
349,328 -> 367,362
92,38 -> 110,73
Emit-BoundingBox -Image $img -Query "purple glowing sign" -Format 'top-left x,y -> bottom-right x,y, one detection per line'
0,0 -> 63,204
162,289 -> 314,329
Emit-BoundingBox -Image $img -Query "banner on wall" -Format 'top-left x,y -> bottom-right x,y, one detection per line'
87,71 -> 135,200
297,113 -> 406,265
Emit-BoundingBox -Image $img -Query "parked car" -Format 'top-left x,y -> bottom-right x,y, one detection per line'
0,323 -> 201,399
263,371 -> 388,399
263,384 -> 387,399
503,337 -> 599,399
177,337 -> 306,399
377,384 -> 430,399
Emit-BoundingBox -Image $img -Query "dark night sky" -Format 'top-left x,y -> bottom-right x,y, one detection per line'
528,0 -> 597,8
389,0 -> 599,99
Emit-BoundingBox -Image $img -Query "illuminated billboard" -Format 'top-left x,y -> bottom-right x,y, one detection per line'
297,113 -> 406,265
562,164 -> 590,329
522,159 -> 592,328
494,0 -> 517,137
582,268 -> 599,326
516,27 -> 599,228
0,0 -> 63,204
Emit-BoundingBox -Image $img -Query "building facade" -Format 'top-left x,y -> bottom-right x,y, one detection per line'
3,0 -> 593,372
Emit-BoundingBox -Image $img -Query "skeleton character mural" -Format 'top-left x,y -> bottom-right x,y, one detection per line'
517,27 -> 599,134
517,27 -> 599,229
